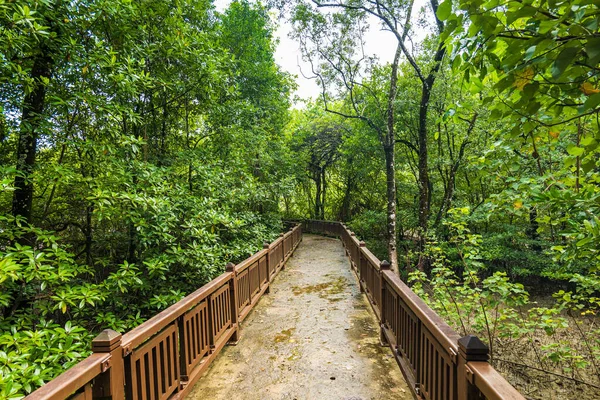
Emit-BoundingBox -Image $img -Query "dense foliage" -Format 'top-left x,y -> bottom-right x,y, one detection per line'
1,0 -> 599,398
0,0 -> 293,396
281,0 -> 599,397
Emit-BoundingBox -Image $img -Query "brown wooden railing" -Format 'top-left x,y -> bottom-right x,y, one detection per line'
303,220 -> 525,400
25,224 -> 303,400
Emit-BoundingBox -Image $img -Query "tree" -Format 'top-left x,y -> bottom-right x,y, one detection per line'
0,0 -> 294,394
290,107 -> 343,219
291,1 -> 418,271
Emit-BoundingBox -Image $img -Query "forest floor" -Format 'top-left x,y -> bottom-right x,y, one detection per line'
186,234 -> 411,400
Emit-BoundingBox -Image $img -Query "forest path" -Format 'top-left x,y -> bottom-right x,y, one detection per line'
186,234 -> 411,400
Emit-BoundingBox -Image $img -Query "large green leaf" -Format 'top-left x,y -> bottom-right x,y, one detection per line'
437,0 -> 452,21
551,47 -> 579,79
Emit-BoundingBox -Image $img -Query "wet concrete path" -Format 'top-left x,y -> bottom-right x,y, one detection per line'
186,234 -> 412,400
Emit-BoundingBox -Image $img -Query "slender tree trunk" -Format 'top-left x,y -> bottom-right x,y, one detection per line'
339,173 -> 354,222
185,97 -> 194,192
528,207 -> 542,251
384,145 -> 398,272
384,44 -> 402,272
417,84 -> 432,236
314,168 -> 322,219
416,0 -> 446,242
42,144 -> 67,221
321,168 -> 326,220
12,51 -> 53,231
160,94 -> 168,163
85,204 -> 94,267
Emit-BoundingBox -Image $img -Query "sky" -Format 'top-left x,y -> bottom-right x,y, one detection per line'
214,0 -> 431,100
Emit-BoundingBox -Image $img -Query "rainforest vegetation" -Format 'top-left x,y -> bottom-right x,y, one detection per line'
1,0 -> 599,398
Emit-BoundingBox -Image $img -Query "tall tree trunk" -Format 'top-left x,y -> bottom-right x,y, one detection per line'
384,43 -> 402,273
85,204 -> 94,267
314,169 -> 322,219
320,168 -> 326,220
416,0 -> 446,242
339,173 -> 354,222
384,144 -> 398,272
417,84 -> 432,236
12,50 -> 53,232
528,207 -> 542,251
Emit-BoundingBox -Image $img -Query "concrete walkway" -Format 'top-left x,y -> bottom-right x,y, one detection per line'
186,235 -> 412,400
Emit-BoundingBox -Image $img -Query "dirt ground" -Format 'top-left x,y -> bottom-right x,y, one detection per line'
186,235 -> 412,400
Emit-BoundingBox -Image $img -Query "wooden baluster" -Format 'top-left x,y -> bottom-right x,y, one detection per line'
279,233 -> 285,270
177,315 -> 189,384
226,262 -> 240,343
91,329 -> 125,400
379,260 -> 390,346
457,335 -> 489,400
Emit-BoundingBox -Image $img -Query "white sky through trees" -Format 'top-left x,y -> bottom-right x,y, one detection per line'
214,0 -> 431,101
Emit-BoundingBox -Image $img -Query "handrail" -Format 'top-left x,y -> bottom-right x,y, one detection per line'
23,354 -> 107,400
121,272 -> 232,349
304,219 -> 524,400
468,362 -> 524,400
26,221 -> 523,400
234,248 -> 268,273
25,224 -> 303,400
382,270 -> 461,353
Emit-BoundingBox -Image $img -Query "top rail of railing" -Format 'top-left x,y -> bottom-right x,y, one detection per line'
25,224 -> 303,400
303,219 -> 524,400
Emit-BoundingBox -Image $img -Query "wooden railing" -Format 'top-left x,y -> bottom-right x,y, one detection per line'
25,224 -> 303,400
304,220 -> 525,400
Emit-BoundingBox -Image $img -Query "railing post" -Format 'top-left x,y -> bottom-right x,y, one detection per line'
91,329 -> 125,400
358,241 -> 366,293
457,335 -> 489,400
226,262 -> 240,343
350,232 -> 356,266
379,260 -> 390,346
263,242 -> 271,294
280,233 -> 285,270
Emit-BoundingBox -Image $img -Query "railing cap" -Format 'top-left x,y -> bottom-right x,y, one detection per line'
226,262 -> 236,272
359,241 -> 366,247
458,335 -> 489,361
380,260 -> 391,270
263,241 -> 270,249
92,329 -> 122,352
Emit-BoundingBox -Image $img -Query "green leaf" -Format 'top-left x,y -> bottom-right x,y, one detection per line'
584,93 -> 600,111
576,237 -> 592,247
437,0 -> 452,21
566,145 -> 584,156
551,47 -> 579,79
586,38 -> 600,64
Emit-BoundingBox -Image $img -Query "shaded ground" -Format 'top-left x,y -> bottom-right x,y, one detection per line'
187,234 -> 412,400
